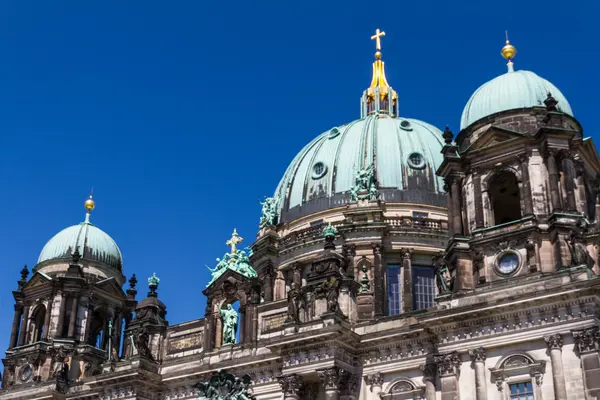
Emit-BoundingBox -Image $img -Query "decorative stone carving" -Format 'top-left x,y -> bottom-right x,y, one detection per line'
573,327 -> 600,354
316,366 -> 346,391
286,283 -> 304,323
469,347 -> 486,363
50,346 -> 70,377
389,380 -> 416,393
219,304 -> 238,345
194,370 -> 256,400
568,231 -> 590,267
433,255 -> 452,294
420,362 -> 436,382
433,351 -> 461,377
134,326 -> 153,360
259,195 -> 279,228
545,334 -> 563,350
277,374 -> 304,397
55,361 -> 70,394
367,372 -> 384,391
314,277 -> 341,314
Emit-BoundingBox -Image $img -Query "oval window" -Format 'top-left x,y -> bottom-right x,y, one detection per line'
328,127 -> 341,139
497,252 -> 519,275
400,120 -> 413,131
312,162 -> 327,179
407,152 -> 425,169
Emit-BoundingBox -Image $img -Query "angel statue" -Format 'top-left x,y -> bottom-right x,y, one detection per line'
259,196 -> 279,228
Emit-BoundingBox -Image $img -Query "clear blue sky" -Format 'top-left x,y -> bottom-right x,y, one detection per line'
0,1 -> 598,349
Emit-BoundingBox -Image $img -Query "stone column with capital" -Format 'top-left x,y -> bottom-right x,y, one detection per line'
18,305 -> 30,346
278,374 -> 304,400
545,334 -> 567,400
472,168 -> 485,229
562,155 -> 577,212
317,366 -> 348,400
573,327 -> 600,399
575,159 -> 587,213
372,244 -> 385,317
469,347 -> 487,400
55,291 -> 67,338
42,296 -> 53,341
434,351 -> 462,400
518,154 -> 534,216
401,249 -> 413,312
546,149 -> 562,212
420,362 -> 437,400
366,372 -> 383,399
450,177 -> 464,236
9,304 -> 23,348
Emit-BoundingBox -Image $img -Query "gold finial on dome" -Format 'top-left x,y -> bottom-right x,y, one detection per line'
501,31 -> 517,71
361,29 -> 398,117
84,190 -> 95,223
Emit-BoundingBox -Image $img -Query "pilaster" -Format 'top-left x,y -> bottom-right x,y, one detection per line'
545,333 -> 567,400
573,327 -> 600,399
434,351 -> 461,400
469,347 -> 487,400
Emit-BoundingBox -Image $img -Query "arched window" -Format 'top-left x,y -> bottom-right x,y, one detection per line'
87,309 -> 108,350
28,305 -> 46,344
381,378 -> 424,399
490,352 -> 546,396
489,171 -> 522,225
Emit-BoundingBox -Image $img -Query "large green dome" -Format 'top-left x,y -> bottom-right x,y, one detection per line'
461,69 -> 573,130
37,219 -> 123,270
274,114 -> 446,223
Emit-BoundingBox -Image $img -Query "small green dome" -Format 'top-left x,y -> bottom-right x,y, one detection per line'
460,70 -> 573,130
274,114 -> 445,223
37,220 -> 123,270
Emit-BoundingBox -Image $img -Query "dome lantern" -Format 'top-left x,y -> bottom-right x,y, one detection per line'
360,29 -> 399,118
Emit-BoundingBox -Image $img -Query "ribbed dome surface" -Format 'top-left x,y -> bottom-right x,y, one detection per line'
461,70 -> 573,130
274,114 -> 445,223
37,221 -> 123,270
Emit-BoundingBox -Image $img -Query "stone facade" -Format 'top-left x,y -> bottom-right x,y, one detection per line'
3,53 -> 600,400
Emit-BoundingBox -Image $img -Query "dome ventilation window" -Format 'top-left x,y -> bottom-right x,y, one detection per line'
407,152 -> 425,169
312,162 -> 328,179
328,127 -> 341,139
400,120 -> 413,131
496,251 -> 520,275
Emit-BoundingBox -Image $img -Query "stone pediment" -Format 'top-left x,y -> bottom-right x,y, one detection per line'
22,272 -> 52,290
466,127 -> 526,153
95,277 -> 127,299
202,268 -> 260,297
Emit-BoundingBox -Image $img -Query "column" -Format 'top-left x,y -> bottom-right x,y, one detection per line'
469,347 -> 487,400
547,149 -> 562,212
573,327 -> 600,399
9,305 -> 23,348
575,160 -> 587,213
238,305 -> 246,344
545,334 -> 567,400
434,352 -> 462,400
55,291 -> 67,337
366,372 -> 383,399
420,362 -> 437,400
473,169 -> 485,229
317,367 -> 347,400
42,296 -> 53,341
277,374 -> 304,400
67,296 -> 79,338
519,155 -> 534,216
18,305 -> 30,346
372,244 -> 385,317
450,177 -> 464,235
444,180 -> 454,236
401,249 -> 413,313
562,156 -> 577,211
83,300 -> 95,344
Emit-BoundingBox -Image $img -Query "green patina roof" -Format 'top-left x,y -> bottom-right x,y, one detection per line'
273,114 -> 445,215
37,219 -> 123,270
461,69 -> 573,130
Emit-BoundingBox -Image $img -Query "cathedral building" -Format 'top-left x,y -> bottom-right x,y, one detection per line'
2,30 -> 600,400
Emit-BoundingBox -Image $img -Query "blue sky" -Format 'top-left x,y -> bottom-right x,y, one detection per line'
0,0 -> 598,349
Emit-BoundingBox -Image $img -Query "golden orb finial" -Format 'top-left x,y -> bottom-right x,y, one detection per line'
84,195 -> 95,213
501,31 -> 517,61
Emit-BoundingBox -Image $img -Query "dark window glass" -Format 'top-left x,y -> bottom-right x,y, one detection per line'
413,266 -> 435,310
509,381 -> 534,400
387,265 -> 402,315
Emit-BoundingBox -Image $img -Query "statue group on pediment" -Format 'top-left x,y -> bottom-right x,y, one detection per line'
350,164 -> 378,202
194,370 -> 256,400
206,248 -> 258,288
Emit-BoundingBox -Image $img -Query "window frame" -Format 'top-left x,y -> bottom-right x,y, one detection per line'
412,266 -> 435,310
386,264 -> 402,316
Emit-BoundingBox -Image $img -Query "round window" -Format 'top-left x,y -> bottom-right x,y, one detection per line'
407,152 -> 425,169
328,127 -> 341,139
312,162 -> 327,179
400,120 -> 413,131
19,364 -> 32,382
497,252 -> 519,275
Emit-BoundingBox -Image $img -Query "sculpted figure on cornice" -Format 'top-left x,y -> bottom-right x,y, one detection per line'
433,255 -> 452,294
194,370 -> 256,400
286,283 -> 305,323
315,277 -> 340,314
568,230 -> 590,267
259,195 -> 279,228
133,326 -> 153,360
350,163 -> 378,201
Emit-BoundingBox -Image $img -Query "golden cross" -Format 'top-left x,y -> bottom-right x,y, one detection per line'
226,228 -> 243,253
371,29 -> 386,51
